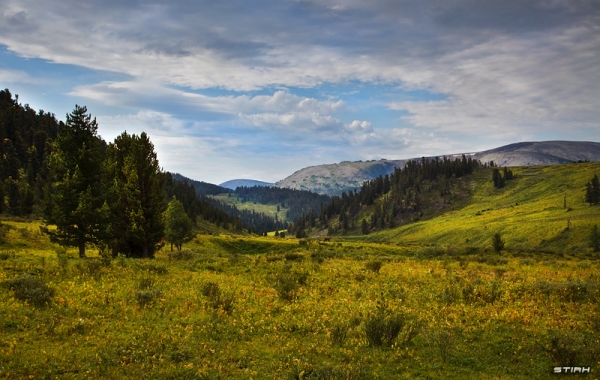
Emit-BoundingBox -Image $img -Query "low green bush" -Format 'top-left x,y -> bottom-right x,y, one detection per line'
2,275 -> 55,307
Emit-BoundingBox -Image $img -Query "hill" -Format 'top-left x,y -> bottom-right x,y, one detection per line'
354,161 -> 600,253
276,159 -> 409,196
220,179 -> 273,190
276,141 -> 600,195
171,173 -> 229,195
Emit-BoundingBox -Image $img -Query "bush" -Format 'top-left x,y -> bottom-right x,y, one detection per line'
201,281 -> 235,315
330,323 -> 349,345
135,288 -> 163,307
285,252 -> 304,261
167,249 -> 195,260
2,275 -> 55,307
364,312 -> 406,347
365,260 -> 383,273
544,330 -> 599,366
270,265 -> 309,302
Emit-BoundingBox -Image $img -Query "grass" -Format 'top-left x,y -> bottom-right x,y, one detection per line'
1,230 -> 599,378
364,162 -> 600,254
1,162 -> 599,378
211,193 -> 290,222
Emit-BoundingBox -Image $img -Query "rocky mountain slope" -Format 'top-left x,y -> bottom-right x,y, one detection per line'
275,141 -> 600,195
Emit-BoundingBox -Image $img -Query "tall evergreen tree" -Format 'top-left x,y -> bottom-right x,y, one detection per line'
106,132 -> 165,258
492,232 -> 505,255
590,224 -> 599,252
42,106 -> 107,257
165,196 -> 194,251
585,174 -> 600,205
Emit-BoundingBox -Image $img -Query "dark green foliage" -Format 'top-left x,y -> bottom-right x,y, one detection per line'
135,288 -> 163,307
532,281 -> 599,303
105,132 -> 166,258
544,331 -> 599,367
2,275 -> 55,307
165,196 -> 194,251
365,260 -> 383,273
585,174 -> 600,205
200,282 -> 235,314
590,224 -> 599,252
330,323 -> 349,345
293,156 -> 480,235
492,232 -> 505,254
0,89 -> 61,215
42,105 -> 108,257
164,173 -> 242,232
270,265 -> 309,302
363,296 -> 412,347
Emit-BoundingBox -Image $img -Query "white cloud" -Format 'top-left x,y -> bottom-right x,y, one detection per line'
0,69 -> 38,84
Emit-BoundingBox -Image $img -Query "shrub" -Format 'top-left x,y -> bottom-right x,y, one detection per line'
2,275 -> 55,307
544,331 -> 599,367
424,326 -> 459,363
138,277 -> 156,290
201,282 -> 235,314
285,252 -> 304,261
365,260 -> 383,273
135,289 -> 163,307
330,323 -> 349,345
167,249 -> 195,260
139,263 -> 168,274
364,312 -> 406,347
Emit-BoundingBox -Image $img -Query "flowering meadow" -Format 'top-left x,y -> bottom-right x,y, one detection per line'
1,223 -> 599,379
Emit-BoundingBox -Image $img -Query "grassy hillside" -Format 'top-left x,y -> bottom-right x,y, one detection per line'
211,193 -> 289,222
363,162 -> 600,253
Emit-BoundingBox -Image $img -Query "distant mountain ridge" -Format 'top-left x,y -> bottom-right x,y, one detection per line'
275,141 -> 600,195
220,179 -> 273,190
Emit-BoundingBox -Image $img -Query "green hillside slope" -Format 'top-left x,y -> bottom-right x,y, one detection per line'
366,162 -> 600,253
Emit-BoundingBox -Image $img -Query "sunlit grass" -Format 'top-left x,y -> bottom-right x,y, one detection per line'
1,231 -> 599,379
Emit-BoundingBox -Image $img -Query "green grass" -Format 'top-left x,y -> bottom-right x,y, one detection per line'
211,193 -> 289,222
1,162 -> 600,378
364,163 -> 600,254
1,232 -> 599,379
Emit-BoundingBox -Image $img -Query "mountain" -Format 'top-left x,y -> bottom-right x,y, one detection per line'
171,173 -> 229,195
275,159 -> 410,196
472,141 -> 600,166
220,179 -> 273,190
276,141 -> 600,195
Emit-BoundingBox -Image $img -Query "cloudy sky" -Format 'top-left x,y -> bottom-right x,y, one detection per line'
1,0 -> 599,184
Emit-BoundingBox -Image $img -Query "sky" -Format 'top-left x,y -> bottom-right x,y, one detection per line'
1,0 -> 599,185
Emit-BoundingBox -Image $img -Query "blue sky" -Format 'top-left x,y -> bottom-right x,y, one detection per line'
1,0 -> 599,184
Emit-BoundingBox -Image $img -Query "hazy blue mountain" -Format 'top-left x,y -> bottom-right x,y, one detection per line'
219,179 -> 274,190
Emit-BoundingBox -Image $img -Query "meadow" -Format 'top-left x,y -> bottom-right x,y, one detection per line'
1,162 -> 600,379
1,221 -> 599,379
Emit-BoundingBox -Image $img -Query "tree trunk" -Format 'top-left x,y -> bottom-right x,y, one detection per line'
78,240 -> 86,258
142,245 -> 148,258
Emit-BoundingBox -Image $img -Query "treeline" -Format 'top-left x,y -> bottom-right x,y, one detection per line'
201,195 -> 288,235
234,185 -> 331,222
171,172 -> 228,196
290,155 -> 481,236
0,89 -> 62,215
164,173 -> 243,231
0,89 -> 248,257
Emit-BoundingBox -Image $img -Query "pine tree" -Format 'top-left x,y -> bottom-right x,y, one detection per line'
590,224 -> 599,252
165,196 -> 194,251
106,132 -> 166,258
585,174 -> 600,205
492,233 -> 505,255
362,218 -> 369,235
42,105 -> 107,257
